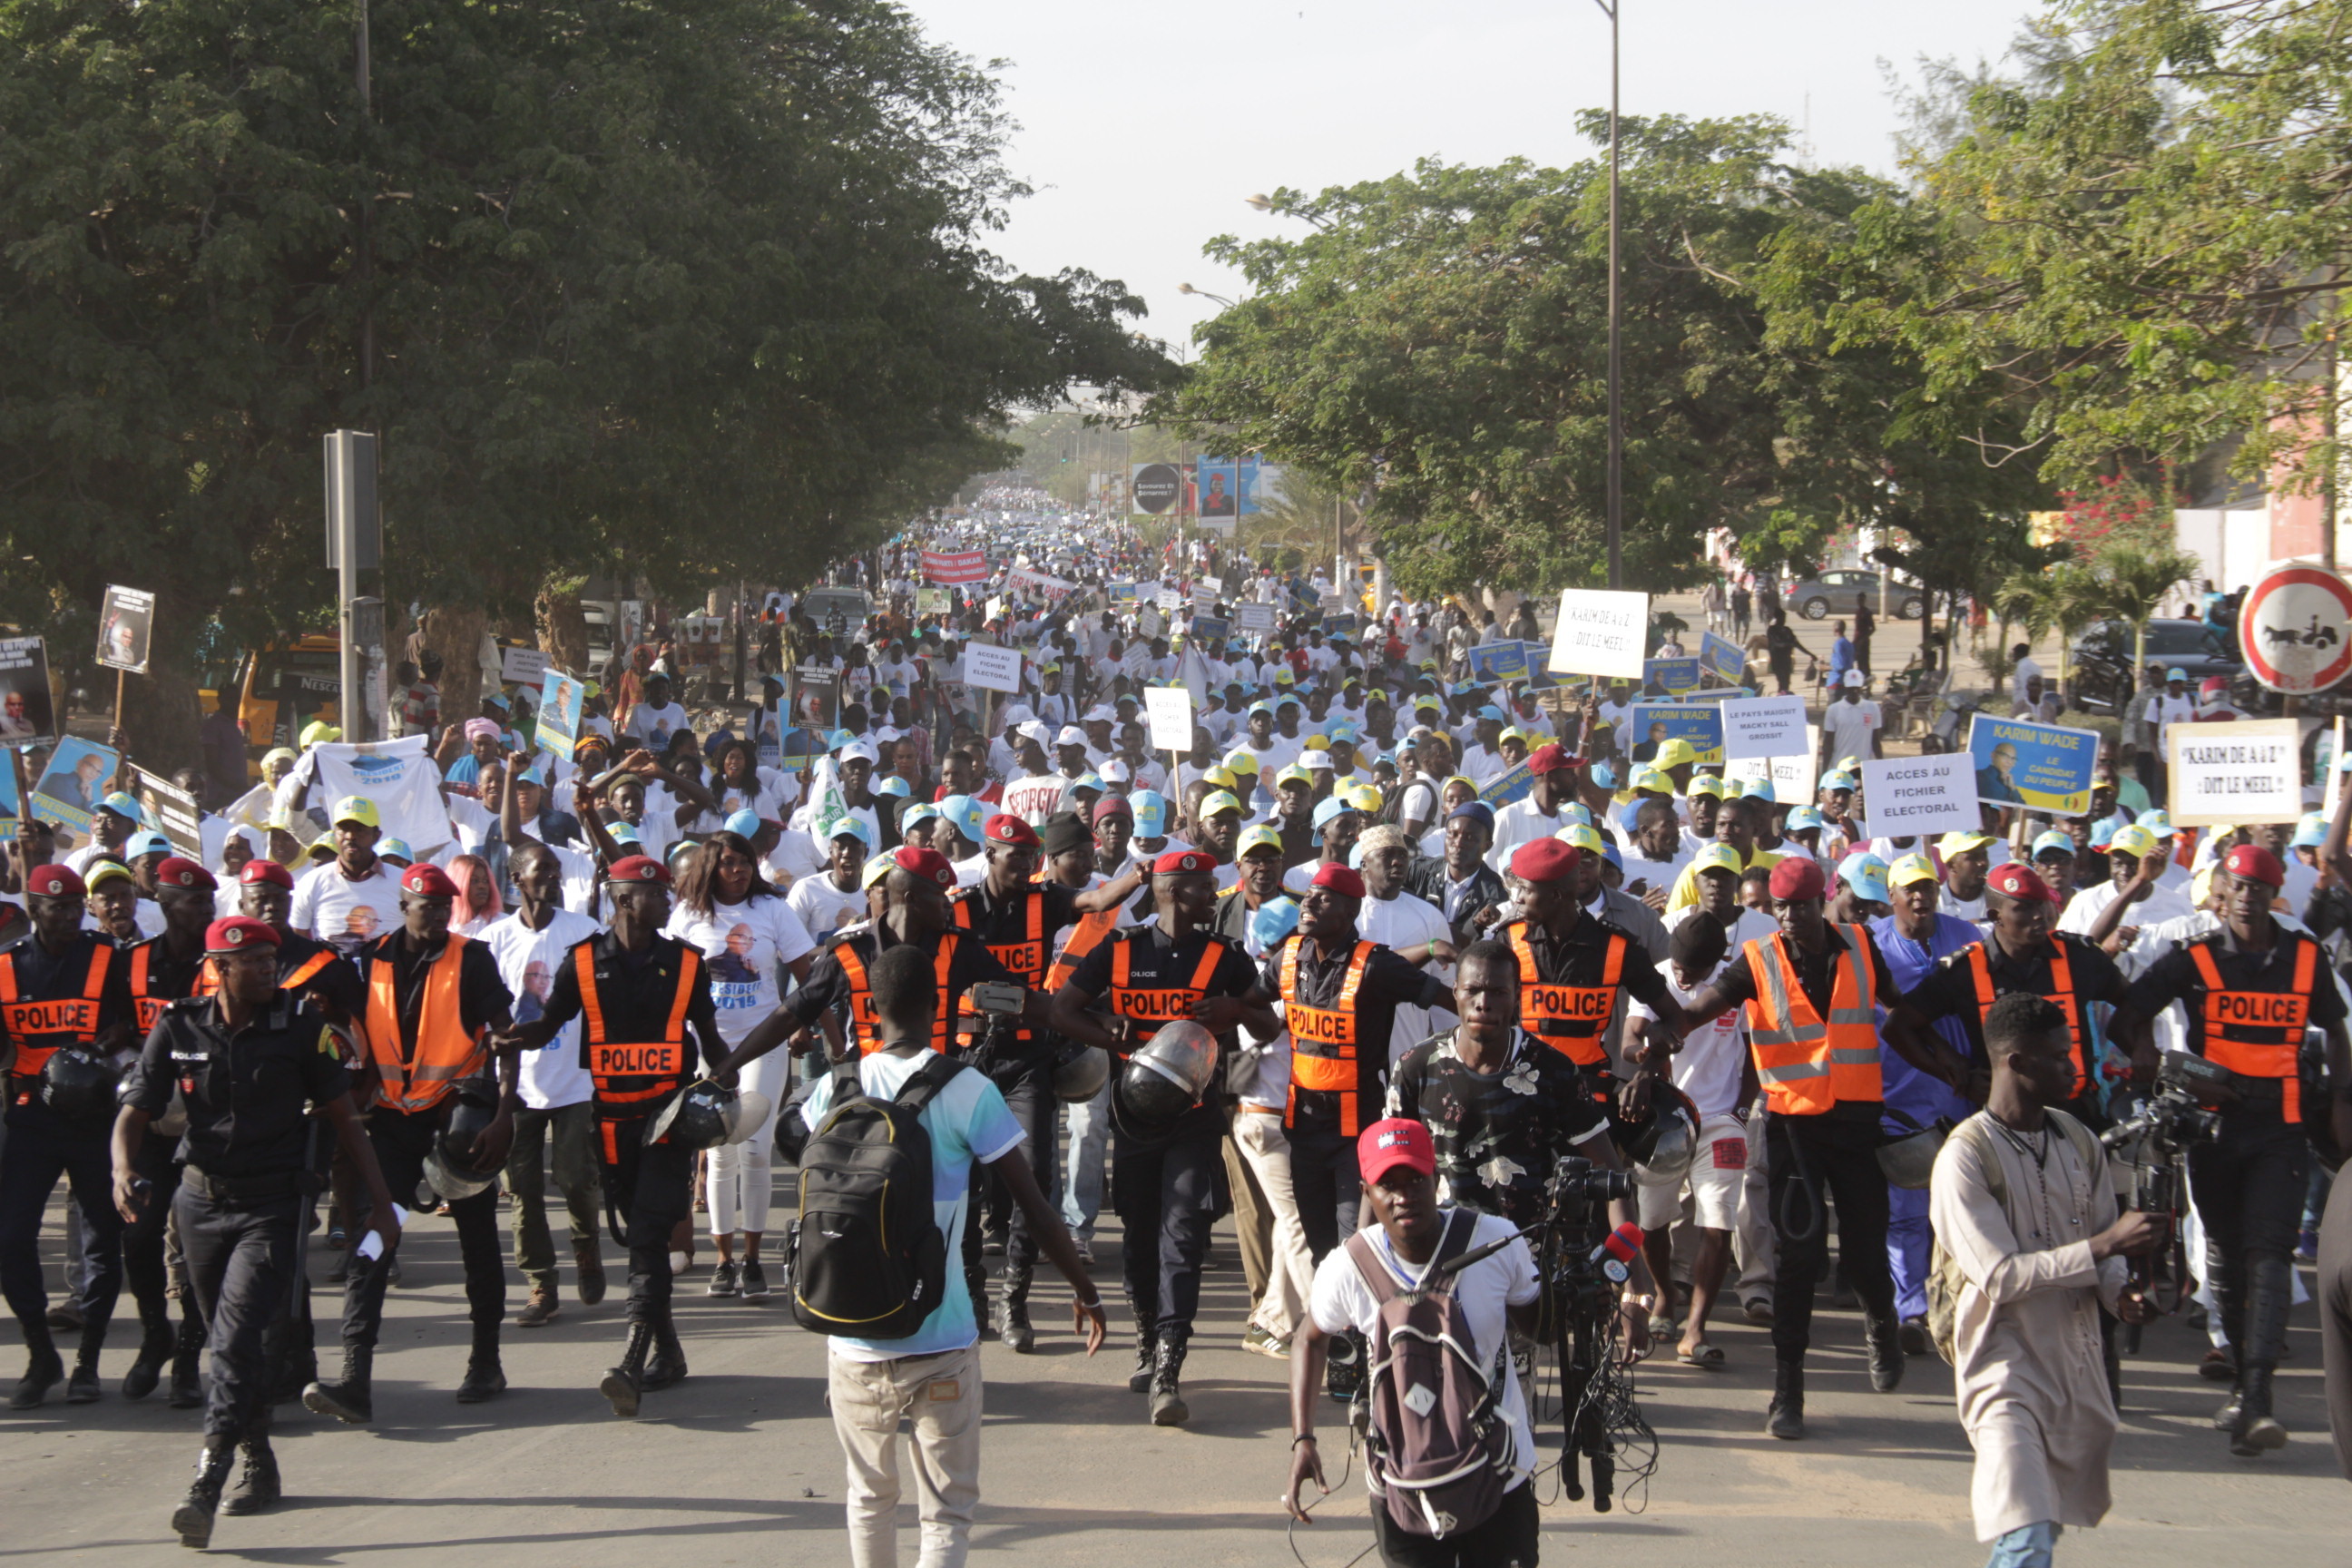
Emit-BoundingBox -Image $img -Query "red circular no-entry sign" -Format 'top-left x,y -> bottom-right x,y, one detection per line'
2239,566 -> 2352,695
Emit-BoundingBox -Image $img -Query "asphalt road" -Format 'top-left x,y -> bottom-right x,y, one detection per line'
4,1177 -> 2345,1567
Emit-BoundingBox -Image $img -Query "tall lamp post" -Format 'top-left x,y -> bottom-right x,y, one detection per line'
1593,0 -> 1622,591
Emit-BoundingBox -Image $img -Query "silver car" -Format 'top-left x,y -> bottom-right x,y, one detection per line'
1780,570 -> 1925,622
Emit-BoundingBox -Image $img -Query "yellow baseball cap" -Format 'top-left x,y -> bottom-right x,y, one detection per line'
1889,853 -> 1940,888
1222,750 -> 1261,777
1558,823 -> 1607,854
1276,766 -> 1314,789
1632,767 -> 1672,794
1692,843 -> 1743,876
1689,775 -> 1725,799
1200,790 -> 1245,819
1302,734 -> 1330,751
1201,766 -> 1239,792
2109,824 -> 2159,858
1345,784 -> 1383,813
1654,739 -> 1699,770
330,796 -> 381,829
1238,824 -> 1284,858
1936,830 -> 1993,857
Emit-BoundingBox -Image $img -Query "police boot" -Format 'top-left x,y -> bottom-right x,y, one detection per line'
456,1328 -> 506,1405
642,1309 -> 688,1392
1128,1327 -> 1159,1394
171,1444 -> 237,1550
2230,1258 -> 2292,1455
1766,1359 -> 1805,1440
221,1407 -> 281,1517
2230,1364 -> 2288,1455
1148,1334 -> 1190,1426
165,1316 -> 207,1409
301,1344 -> 373,1425
601,1323 -> 653,1418
1865,1315 -> 1906,1393
122,1306 -> 175,1401
65,1318 -> 110,1403
10,1322 -> 63,1409
998,1269 -> 1034,1355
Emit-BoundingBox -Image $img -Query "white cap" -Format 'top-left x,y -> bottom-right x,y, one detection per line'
1056,724 -> 1089,748
1002,703 -> 1035,727
1842,669 -> 1865,688
1017,720 -> 1053,744
1299,750 -> 1336,770
837,740 -> 879,764
1083,703 -> 1117,722
1100,758 -> 1133,782
873,725 -> 901,742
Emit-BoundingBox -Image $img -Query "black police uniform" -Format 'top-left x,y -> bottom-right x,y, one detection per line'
0,931 -> 134,1399
121,986 -> 350,1523
1898,928 -> 2129,1126
119,932 -> 209,1396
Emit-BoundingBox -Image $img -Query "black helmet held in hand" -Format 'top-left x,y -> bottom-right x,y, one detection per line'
42,1046 -> 122,1128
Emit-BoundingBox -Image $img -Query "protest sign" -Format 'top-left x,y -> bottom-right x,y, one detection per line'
1720,694 -> 1810,763
921,548 -> 988,584
1466,642 -> 1533,682
96,585 -> 155,675
1546,589 -> 1648,680
916,586 -> 952,616
1698,630 -> 1747,686
0,764 -> 19,834
1142,686 -> 1195,753
0,638 -> 56,748
1965,714 -> 2099,814
1191,582 -> 1218,610
1155,587 -> 1185,612
1627,703 -> 1725,765
961,642 -> 1025,696
1725,726 -> 1818,808
1859,754 -> 1981,839
1006,568 -> 1076,601
2166,719 -> 2300,828
1109,582 -> 1138,605
1191,615 -> 1230,643
31,737 -> 119,836
1233,602 -> 1278,634
535,669 -> 584,757
131,764 -> 203,857
1643,657 -> 1702,695
789,667 -> 841,730
1477,760 -> 1535,808
1137,607 -> 1164,642
500,645 -> 549,686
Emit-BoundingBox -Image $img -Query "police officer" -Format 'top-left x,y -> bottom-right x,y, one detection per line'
111,916 -> 400,1548
115,857 -> 219,1399
495,855 -> 728,1416
1048,848 -> 1279,1426
947,811 -> 1139,1350
2122,844 -> 2352,1455
234,860 -> 366,1022
304,863 -> 516,1424
0,861 -> 133,1406
1495,838 -> 1684,1093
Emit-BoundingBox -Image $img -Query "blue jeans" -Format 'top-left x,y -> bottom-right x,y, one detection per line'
1988,1521 -> 2060,1568
1059,1079 -> 1112,1240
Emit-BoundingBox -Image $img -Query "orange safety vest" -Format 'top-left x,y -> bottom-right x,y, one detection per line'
573,944 -> 702,1160
2188,937 -> 2315,1123
1741,926 -> 1884,1115
363,936 -> 487,1114
127,941 -> 198,1036
1505,919 -> 1625,1069
1106,933 -> 1227,1030
0,943 -> 112,1103
196,944 -> 338,1000
951,888 -> 1049,986
1280,936 -> 1377,1135
835,937 -> 962,1055
1965,939 -> 2088,1097
1046,907 -> 1120,993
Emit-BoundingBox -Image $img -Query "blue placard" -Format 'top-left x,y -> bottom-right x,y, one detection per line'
1477,760 -> 1535,808
1190,615 -> 1230,642
1467,642 -> 1533,682
1966,714 -> 2098,814
1628,704 -> 1726,765
1109,582 -> 1137,604
1644,657 -> 1702,694
1700,631 -> 1748,685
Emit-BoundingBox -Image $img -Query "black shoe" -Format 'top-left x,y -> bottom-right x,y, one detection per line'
574,1241 -> 608,1307
10,1347 -> 63,1409
171,1446 -> 237,1550
455,1356 -> 506,1404
64,1361 -> 101,1404
999,1274 -> 1034,1354
122,1322 -> 174,1400
1129,1332 -> 1158,1395
602,1324 -> 652,1418
642,1327 -> 688,1392
1867,1322 -> 1905,1393
2230,1364 -> 2288,1456
1148,1337 -> 1190,1426
1767,1362 -> 1805,1440
220,1441 -> 281,1516
2214,1385 -> 2244,1432
707,1259 -> 740,1298
166,1318 -> 206,1409
738,1259 -> 771,1302
302,1346 -> 374,1426
1897,1316 -> 1930,1357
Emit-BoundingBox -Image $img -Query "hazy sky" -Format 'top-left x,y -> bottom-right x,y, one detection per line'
906,0 -> 2034,350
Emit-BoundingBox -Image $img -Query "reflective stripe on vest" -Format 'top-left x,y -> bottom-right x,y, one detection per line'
574,944 -> 701,1112
837,939 -> 960,1055
129,942 -> 198,1036
1108,936 -> 1226,1026
952,890 -> 1048,986
1741,925 -> 1882,1115
363,937 -> 485,1114
1046,908 -> 1119,993
1506,920 -> 1622,1068
1281,936 -> 1376,1136
1967,939 -> 2086,1098
2188,938 -> 2313,1124
197,943 -> 338,1002
0,943 -> 112,1104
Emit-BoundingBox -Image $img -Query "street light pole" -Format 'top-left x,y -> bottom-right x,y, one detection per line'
1593,0 -> 1622,591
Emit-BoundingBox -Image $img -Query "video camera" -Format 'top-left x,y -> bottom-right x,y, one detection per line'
2102,1051 -> 2230,1344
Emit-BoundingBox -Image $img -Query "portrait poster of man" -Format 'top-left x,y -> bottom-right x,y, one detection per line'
96,585 -> 156,675
0,638 -> 57,746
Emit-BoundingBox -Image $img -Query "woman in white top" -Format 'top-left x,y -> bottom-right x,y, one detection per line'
662,830 -> 818,1300
708,737 -> 801,824
448,853 -> 503,936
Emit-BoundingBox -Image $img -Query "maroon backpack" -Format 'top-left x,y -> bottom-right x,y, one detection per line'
1344,1208 -> 1520,1539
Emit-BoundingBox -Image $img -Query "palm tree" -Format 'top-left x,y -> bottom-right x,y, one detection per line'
2090,534 -> 2204,691
1995,561 -> 2105,699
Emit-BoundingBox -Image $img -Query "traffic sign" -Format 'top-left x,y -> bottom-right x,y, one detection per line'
2238,565 -> 2352,695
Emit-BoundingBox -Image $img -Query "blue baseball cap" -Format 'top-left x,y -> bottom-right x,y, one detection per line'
1589,763 -> 1617,789
723,808 -> 762,838
376,838 -> 415,864
826,815 -> 875,848
607,822 -> 642,847
1131,789 -> 1170,838
1446,799 -> 1496,829
2032,830 -> 2077,859
936,794 -> 985,845
97,791 -> 142,822
1746,779 -> 1776,804
900,803 -> 938,832
1599,842 -> 1622,871
1837,850 -> 1890,904
1311,795 -> 1359,829
124,828 -> 172,858
2294,812 -> 2328,848
1785,806 -> 1824,831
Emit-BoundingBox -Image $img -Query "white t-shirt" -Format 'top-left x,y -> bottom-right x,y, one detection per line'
1357,891 -> 1456,1061
1629,963 -> 1744,1118
627,701 -> 691,752
482,908 -> 603,1109
786,871 -> 868,948
663,896 -> 816,1044
1818,698 -> 1881,765
1309,1211 -> 1541,1485
712,765 -> 801,824
291,859 -> 406,953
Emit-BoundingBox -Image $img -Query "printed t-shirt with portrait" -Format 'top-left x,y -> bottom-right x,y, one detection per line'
481,907 -> 603,1109
662,896 -> 816,1044
290,859 -> 407,956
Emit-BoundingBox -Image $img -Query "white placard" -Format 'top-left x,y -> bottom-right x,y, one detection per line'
1724,724 -> 1818,808
2167,718 -> 2301,828
1859,753 -> 1981,839
1546,588 -> 1649,680
961,642 -> 1024,695
500,645 -> 549,685
1233,602 -> 1278,634
1156,588 -> 1185,612
1720,694 -> 1810,762
1142,686 -> 1195,752
1191,583 -> 1217,609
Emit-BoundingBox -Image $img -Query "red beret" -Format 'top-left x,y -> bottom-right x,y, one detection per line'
605,855 -> 671,886
400,863 -> 460,898
240,860 -> 296,890
1984,862 -> 2056,906
1509,838 -> 1579,883
1768,856 -> 1827,902
984,812 -> 1040,848
204,916 -> 281,956
890,845 -> 957,887
1152,848 -> 1211,876
1309,862 -> 1367,900
2222,843 -> 2286,888
1527,743 -> 1577,777
155,857 -> 217,892
24,865 -> 83,900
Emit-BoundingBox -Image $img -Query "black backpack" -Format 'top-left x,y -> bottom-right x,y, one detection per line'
788,1054 -> 963,1339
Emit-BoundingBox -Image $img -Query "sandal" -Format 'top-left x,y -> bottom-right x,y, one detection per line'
1678,1341 -> 1726,1368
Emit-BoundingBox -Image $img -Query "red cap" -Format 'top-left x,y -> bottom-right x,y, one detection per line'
240,860 -> 295,890
1152,848 -> 1212,876
1309,862 -> 1367,899
24,865 -> 83,900
984,813 -> 1040,848
605,855 -> 671,886
2222,843 -> 2286,888
204,916 -> 281,956
1357,1118 -> 1436,1184
400,864 -> 461,899
889,845 -> 957,887
1527,743 -> 1576,776
154,857 -> 217,892
1509,838 -> 1579,883
1984,862 -> 2056,906
1768,856 -> 1827,902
